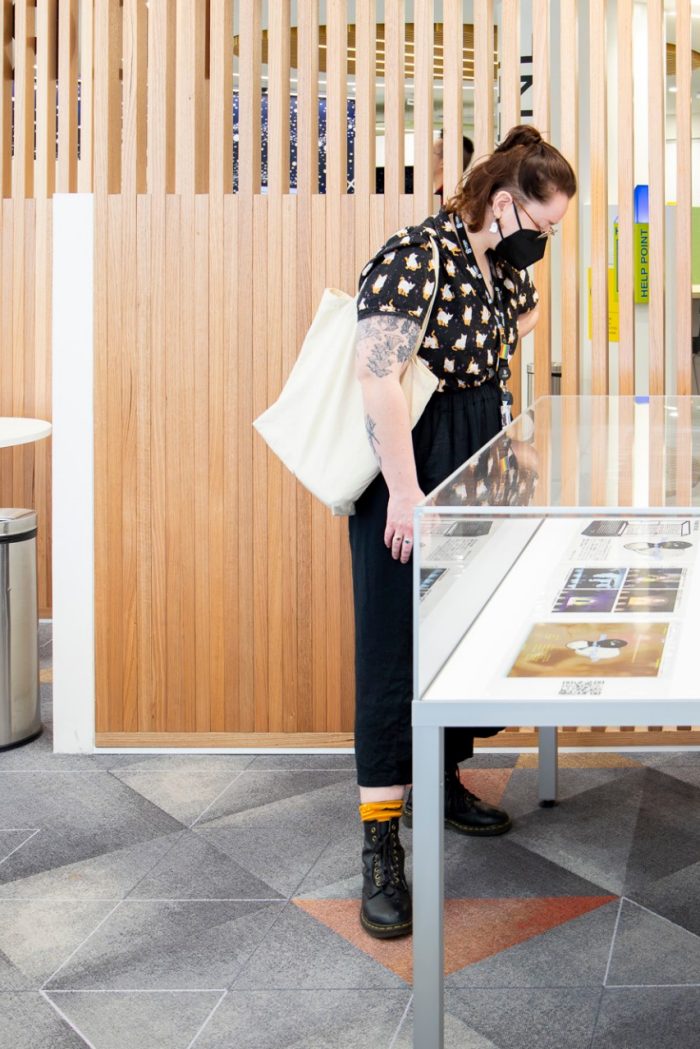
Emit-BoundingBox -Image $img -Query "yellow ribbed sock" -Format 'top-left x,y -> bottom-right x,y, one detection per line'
359,800 -> 404,823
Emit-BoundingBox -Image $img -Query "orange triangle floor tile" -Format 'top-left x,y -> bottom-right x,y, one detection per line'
294,895 -> 617,984
457,768 -> 514,808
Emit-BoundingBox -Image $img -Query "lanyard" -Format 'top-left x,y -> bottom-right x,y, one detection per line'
451,214 -> 513,429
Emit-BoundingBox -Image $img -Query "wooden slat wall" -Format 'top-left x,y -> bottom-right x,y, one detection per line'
617,0 -> 635,395
0,3 -> 697,742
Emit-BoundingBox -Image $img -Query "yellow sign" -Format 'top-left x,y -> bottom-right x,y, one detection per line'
587,267 -> 619,342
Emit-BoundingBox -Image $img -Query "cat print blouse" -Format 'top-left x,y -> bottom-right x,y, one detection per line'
357,208 -> 539,393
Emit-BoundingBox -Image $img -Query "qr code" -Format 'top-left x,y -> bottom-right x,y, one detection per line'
559,680 -> 605,696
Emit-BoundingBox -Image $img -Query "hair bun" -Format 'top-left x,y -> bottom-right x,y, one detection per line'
496,125 -> 543,153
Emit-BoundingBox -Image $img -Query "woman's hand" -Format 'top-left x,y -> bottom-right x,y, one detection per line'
385,485 -> 425,563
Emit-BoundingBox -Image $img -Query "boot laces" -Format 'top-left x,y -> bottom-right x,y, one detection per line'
447,773 -> 479,814
372,822 -> 405,890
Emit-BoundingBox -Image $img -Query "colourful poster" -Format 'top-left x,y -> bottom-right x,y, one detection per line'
508,622 -> 669,678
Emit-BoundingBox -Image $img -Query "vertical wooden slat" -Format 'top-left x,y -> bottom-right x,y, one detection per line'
57,0 -> 78,193
413,0 -> 434,219
106,197 -> 124,728
136,194 -> 152,730
147,0 -> 176,194
648,0 -> 665,395
326,0 -> 347,199
268,0 -> 290,196
175,1 -> 207,196
674,397 -> 693,506
223,195 -> 242,731
0,2 -> 11,197
532,0 -> 551,402
618,397 -> 635,506
442,0 -> 463,202
617,0 -> 635,395
13,1 -> 34,198
500,0 -> 521,414
281,193 -> 299,728
252,194 -> 269,730
37,0 -> 58,199
194,195 -> 211,730
236,189 -> 255,728
209,0 -> 233,198
34,198 -> 52,613
0,203 -> 12,503
78,0 -> 95,193
238,0 -> 262,196
590,398 -> 609,506
383,0 -> 405,231
500,0 -> 520,134
675,0 -> 692,395
149,192 -> 167,729
338,194 -> 356,731
474,0 -> 494,159
122,0 -> 148,198
297,0 -> 319,195
20,202 -> 35,510
560,398 -> 579,506
266,191 -> 284,729
354,0 -> 376,270
560,0 -> 579,395
163,197 -> 182,729
311,194 -> 327,730
94,0 -> 122,196
120,190 -> 139,732
649,398 -> 666,505
589,0 -> 608,393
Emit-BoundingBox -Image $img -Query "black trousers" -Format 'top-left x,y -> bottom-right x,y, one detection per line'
349,381 -> 504,787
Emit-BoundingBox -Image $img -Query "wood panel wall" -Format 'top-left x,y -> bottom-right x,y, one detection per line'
0,2 -> 696,742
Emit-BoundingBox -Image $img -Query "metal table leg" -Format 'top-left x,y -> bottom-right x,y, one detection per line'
412,723 -> 445,1049
538,725 -> 558,807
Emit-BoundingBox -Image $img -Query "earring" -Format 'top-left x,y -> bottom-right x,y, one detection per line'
489,219 -> 499,234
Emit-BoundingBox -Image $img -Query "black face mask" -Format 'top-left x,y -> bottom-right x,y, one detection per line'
493,202 -> 548,269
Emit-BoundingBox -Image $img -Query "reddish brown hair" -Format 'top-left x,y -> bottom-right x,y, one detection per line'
444,125 -> 577,232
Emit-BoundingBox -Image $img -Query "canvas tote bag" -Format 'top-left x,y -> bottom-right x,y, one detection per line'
253,232 -> 441,516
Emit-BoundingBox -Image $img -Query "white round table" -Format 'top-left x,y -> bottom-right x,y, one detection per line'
0,417 -> 52,449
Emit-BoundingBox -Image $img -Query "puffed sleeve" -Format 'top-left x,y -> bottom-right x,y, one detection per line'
516,267 -> 539,314
357,239 -> 435,325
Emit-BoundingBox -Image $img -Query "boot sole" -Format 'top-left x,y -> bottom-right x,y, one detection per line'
360,910 -> 413,939
402,812 -> 512,836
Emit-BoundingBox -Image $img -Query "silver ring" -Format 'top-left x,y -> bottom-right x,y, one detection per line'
403,537 -> 413,544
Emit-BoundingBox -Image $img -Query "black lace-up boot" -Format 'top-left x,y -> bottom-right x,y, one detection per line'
403,767 -> 512,836
360,817 -> 412,939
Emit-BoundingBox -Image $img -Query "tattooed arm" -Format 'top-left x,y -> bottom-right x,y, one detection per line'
356,314 -> 425,562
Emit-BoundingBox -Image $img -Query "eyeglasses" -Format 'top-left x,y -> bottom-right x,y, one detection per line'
516,200 -> 558,240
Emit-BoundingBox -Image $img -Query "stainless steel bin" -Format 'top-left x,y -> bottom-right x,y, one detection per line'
0,509 -> 41,750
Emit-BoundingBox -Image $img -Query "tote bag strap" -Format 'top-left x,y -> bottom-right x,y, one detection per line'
357,228 -> 441,364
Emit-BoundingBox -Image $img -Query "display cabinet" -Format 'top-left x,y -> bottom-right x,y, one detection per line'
411,396 -> 700,1049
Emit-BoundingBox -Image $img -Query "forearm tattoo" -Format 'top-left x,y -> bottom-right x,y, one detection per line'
356,315 -> 421,378
365,413 -> 381,467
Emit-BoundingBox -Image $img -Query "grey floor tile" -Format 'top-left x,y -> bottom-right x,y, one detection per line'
0,900 -> 116,990
45,990 -> 224,1049
194,778 -> 356,897
448,899 -> 620,988
629,750 -> 700,768
0,829 -> 40,866
109,765 -> 246,826
501,767 -> 638,821
393,1005 -> 499,1049
0,992 -> 87,1048
196,768 -> 355,823
0,773 -> 185,885
592,988 -> 700,1048
630,860 -> 700,938
396,989 -> 603,1049
90,753 -> 255,772
234,900 -> 405,990
459,753 -> 519,769
606,899 -> 700,987
194,989 -> 411,1049
0,832 -> 183,901
505,770 -> 646,894
441,832 -> 612,899
128,830 -> 283,901
46,899 -> 285,990
250,753 -> 357,770
623,769 -> 700,894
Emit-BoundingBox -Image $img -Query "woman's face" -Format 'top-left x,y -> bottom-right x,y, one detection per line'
493,189 -> 571,240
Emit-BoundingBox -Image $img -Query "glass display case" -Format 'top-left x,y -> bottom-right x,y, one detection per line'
411,396 -> 700,1049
